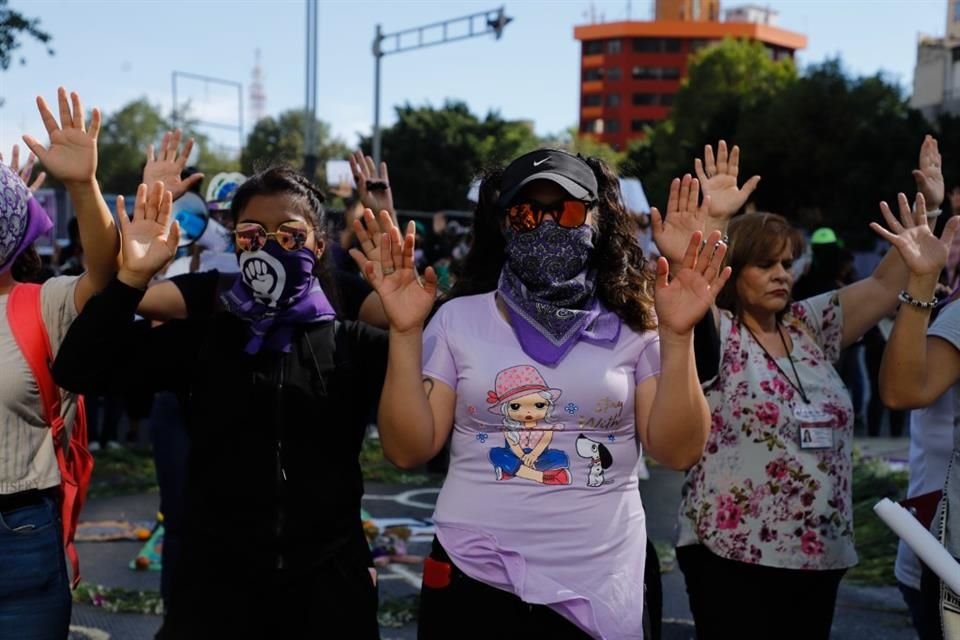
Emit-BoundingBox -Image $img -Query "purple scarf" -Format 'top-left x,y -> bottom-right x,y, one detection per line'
0,164 -> 52,274
498,220 -> 620,366
221,242 -> 336,354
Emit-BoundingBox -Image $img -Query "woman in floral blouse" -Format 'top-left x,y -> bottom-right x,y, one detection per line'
649,137 -> 948,639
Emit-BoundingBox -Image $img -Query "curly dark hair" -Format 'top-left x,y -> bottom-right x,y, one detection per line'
229,165 -> 342,313
441,152 -> 656,332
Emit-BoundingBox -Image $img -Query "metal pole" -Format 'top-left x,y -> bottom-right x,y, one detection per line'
171,72 -> 178,128
303,0 -> 318,179
372,23 -> 383,166
237,82 -> 244,151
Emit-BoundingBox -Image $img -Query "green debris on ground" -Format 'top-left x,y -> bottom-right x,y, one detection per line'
849,454 -> 909,586
72,582 -> 164,615
653,540 -> 677,574
88,448 -> 158,498
360,438 -> 432,485
378,594 -> 419,628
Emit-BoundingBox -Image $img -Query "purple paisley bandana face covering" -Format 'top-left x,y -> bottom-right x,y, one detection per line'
221,240 -> 336,354
0,164 -> 53,274
498,219 -> 620,366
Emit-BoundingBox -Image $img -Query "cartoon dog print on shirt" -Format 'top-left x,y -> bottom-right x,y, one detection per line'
486,365 -> 571,486
575,435 -> 613,487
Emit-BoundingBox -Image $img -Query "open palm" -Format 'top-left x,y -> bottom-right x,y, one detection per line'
912,135 -> 943,210
22,87 -> 100,185
871,192 -> 960,278
694,140 -> 761,221
654,230 -> 731,336
118,182 -> 180,284
143,130 -> 203,201
351,150 -> 395,218
351,218 -> 436,334
652,174 -> 709,265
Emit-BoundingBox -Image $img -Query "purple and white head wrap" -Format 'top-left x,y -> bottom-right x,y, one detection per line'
0,163 -> 52,274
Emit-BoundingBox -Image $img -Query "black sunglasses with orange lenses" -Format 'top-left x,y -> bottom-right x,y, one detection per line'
505,199 -> 595,232
234,221 -> 313,252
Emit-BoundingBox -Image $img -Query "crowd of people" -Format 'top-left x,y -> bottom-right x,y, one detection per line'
1,85 -> 960,640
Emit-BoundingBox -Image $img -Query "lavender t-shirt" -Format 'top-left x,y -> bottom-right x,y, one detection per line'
423,292 -> 660,639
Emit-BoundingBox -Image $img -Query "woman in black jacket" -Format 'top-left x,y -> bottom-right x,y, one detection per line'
53,167 -> 386,639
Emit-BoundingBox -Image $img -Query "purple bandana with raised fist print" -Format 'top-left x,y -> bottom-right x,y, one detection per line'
221,241 -> 336,354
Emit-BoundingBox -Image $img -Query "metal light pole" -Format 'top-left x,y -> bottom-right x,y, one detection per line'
371,6 -> 512,165
304,0 -> 319,179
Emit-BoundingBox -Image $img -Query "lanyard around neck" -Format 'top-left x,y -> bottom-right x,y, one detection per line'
743,321 -> 811,405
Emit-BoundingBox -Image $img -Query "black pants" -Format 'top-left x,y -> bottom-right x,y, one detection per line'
864,327 -> 905,437
901,577 -> 942,640
677,544 -> 845,640
161,546 -> 379,639
418,538 -> 591,639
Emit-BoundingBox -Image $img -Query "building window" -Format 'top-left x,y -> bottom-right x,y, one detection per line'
690,39 -> 714,52
661,93 -> 675,106
581,119 -> 602,134
584,40 -> 604,55
583,68 -> 604,81
607,67 -> 622,81
604,119 -> 621,133
608,39 -> 622,54
583,94 -> 603,107
632,38 -> 683,53
632,93 -> 657,105
631,119 -> 656,132
607,94 -> 621,107
955,1 -> 960,21
631,66 -> 681,80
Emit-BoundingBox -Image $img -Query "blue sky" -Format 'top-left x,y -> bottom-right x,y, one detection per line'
0,0 -> 951,160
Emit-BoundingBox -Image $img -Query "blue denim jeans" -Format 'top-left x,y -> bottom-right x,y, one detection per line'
0,497 -> 71,639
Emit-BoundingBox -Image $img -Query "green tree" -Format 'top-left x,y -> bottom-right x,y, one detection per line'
241,109 -> 349,185
541,126 -> 626,172
0,0 -> 52,71
360,101 -> 540,211
625,37 -> 797,206
95,98 -> 170,194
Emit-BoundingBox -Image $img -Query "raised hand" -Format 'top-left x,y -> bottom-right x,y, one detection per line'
0,144 -> 46,191
654,230 -> 731,337
912,135 -> 944,212
349,208 -> 394,275
651,174 -> 710,265
350,150 -> 395,219
350,220 -> 437,335
143,130 -> 203,201
870,192 -> 960,278
116,181 -> 180,289
22,87 -> 100,185
694,140 -> 761,221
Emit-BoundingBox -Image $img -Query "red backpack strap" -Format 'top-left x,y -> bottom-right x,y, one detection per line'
7,283 -> 91,588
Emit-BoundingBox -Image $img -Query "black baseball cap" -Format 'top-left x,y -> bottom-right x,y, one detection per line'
497,149 -> 599,207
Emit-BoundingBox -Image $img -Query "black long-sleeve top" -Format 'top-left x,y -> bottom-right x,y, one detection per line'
53,276 -> 387,571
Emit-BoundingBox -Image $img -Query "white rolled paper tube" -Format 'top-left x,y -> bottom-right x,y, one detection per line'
874,498 -> 960,594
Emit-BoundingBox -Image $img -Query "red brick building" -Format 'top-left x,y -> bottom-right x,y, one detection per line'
574,4 -> 806,149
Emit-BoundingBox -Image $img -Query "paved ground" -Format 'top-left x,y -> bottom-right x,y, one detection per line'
68,438 -> 918,639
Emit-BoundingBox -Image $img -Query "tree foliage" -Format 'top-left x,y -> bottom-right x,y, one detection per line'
623,38 -> 951,245
360,100 -> 540,211
0,0 -> 53,72
241,109 -> 349,185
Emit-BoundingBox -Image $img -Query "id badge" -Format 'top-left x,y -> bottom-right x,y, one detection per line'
794,404 -> 834,450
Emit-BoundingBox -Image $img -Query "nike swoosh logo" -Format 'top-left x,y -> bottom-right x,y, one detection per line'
533,158 -> 549,167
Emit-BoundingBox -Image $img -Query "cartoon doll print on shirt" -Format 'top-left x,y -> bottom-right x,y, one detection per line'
487,365 -> 572,485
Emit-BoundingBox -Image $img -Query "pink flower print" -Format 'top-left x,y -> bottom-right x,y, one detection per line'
765,459 -> 789,480
710,413 -> 724,433
759,525 -> 777,542
755,402 -> 780,426
801,530 -> 824,556
801,492 -> 816,507
715,495 -> 742,530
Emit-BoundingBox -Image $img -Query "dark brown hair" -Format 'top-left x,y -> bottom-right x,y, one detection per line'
715,212 -> 798,315
440,152 -> 656,332
11,246 -> 43,283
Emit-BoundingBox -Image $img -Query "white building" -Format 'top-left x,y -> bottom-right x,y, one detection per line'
910,0 -> 960,119
724,5 -> 778,26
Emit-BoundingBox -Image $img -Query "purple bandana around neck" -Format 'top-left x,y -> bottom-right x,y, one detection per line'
497,220 -> 620,366
0,164 -> 53,274
220,241 -> 336,354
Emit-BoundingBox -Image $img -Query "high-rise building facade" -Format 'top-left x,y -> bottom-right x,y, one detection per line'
574,4 -> 806,149
910,0 -> 960,119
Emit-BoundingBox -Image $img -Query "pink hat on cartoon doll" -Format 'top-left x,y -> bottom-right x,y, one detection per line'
486,365 -> 563,415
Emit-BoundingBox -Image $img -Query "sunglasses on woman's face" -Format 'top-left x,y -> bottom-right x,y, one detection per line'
233,221 -> 313,252
505,199 -> 594,232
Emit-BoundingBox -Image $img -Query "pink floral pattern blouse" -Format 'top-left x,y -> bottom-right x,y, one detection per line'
677,292 -> 858,570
